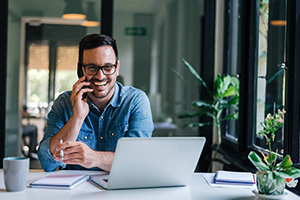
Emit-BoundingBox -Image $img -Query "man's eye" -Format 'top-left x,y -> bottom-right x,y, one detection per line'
86,66 -> 97,72
103,65 -> 113,70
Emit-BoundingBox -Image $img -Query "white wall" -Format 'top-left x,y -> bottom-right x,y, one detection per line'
113,12 -> 134,86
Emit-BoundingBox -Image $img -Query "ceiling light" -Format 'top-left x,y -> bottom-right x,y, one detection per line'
62,0 -> 86,20
81,2 -> 100,27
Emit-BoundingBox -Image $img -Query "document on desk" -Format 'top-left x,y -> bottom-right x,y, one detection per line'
203,173 -> 256,189
30,174 -> 89,190
214,171 -> 255,185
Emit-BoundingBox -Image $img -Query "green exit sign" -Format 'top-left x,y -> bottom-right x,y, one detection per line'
125,27 -> 146,36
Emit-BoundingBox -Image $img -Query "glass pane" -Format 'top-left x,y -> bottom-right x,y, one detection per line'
6,0 -> 101,159
27,41 -> 49,115
113,0 -> 205,137
224,0 -> 241,141
55,44 -> 78,99
254,0 -> 287,154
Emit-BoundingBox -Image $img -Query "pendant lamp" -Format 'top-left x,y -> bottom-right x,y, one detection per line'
62,0 -> 86,20
81,2 -> 100,27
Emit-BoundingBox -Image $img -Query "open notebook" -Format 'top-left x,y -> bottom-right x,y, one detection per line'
90,137 -> 206,190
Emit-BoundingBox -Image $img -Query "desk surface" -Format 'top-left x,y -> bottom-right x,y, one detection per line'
0,169 -> 299,200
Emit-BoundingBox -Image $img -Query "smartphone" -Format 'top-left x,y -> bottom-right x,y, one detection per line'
82,79 -> 89,99
77,63 -> 89,98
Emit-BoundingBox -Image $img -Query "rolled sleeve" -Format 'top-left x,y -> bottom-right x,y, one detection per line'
127,91 -> 154,138
37,92 -> 71,171
37,137 -> 66,172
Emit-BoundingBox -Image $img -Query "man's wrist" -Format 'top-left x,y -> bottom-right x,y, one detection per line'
70,114 -> 86,125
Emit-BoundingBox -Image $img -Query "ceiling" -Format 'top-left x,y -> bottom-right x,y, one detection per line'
10,0 -> 158,18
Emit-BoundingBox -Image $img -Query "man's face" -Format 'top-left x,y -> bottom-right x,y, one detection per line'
82,45 -> 119,101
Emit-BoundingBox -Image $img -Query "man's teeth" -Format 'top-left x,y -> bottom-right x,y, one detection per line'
94,81 -> 107,86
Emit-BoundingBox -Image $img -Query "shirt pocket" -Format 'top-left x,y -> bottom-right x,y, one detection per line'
108,122 -> 129,151
77,124 -> 94,146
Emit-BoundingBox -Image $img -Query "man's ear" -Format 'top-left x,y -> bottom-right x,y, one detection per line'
116,60 -> 120,76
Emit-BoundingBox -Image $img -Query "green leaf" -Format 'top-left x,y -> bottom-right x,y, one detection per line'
248,151 -> 269,171
230,76 -> 239,88
222,86 -> 237,97
276,155 -> 293,169
185,122 -> 212,128
191,101 -> 213,109
171,68 -> 185,83
221,112 -> 238,121
267,152 -> 277,166
275,167 -> 300,179
182,58 -> 212,97
228,95 -> 239,105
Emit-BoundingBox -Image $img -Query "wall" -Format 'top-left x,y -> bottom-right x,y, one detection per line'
150,0 -> 205,136
113,12 -> 134,86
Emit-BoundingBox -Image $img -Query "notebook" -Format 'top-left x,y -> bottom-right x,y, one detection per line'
214,171 -> 255,185
90,137 -> 206,190
30,174 -> 89,190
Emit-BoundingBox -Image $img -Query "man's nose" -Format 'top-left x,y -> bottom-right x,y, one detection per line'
94,68 -> 106,78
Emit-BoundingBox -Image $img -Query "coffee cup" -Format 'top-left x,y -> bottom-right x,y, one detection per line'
3,157 -> 30,192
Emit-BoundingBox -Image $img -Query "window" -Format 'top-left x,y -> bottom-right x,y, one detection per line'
254,0 -> 287,154
222,0 -> 300,172
223,0 -> 242,141
24,22 -> 85,116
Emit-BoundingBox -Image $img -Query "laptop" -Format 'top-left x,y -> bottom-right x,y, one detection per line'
90,137 -> 206,190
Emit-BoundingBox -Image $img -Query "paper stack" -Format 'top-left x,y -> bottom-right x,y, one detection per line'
214,171 -> 255,185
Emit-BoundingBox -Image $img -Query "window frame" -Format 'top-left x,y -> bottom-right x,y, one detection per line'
222,0 -> 300,170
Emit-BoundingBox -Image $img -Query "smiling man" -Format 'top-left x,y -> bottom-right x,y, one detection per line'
37,34 -> 154,172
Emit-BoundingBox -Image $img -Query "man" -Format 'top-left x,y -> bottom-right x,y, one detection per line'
37,34 -> 154,172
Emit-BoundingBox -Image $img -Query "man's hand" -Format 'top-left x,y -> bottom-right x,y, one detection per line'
53,141 -> 114,171
70,76 -> 93,120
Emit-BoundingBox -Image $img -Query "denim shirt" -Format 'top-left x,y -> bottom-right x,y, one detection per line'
37,82 -> 154,172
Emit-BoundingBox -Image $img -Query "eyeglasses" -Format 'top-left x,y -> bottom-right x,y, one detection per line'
81,61 -> 117,76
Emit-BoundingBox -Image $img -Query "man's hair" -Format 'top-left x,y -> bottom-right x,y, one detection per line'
78,34 -> 119,63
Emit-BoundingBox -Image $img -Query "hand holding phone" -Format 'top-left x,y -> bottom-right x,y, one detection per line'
81,78 -> 90,99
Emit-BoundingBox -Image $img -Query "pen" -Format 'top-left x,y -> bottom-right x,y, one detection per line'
59,139 -> 64,160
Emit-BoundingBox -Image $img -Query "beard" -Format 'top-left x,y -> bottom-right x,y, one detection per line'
89,78 -> 116,99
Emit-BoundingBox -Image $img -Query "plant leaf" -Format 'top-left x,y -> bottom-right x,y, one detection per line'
171,68 -> 185,83
191,100 -> 213,109
221,112 -> 239,121
230,76 -> 240,88
185,122 -> 213,128
182,58 -> 213,97
248,151 -> 269,171
276,155 -> 293,169
228,95 -> 239,105
222,86 -> 237,97
267,152 -> 277,166
275,167 -> 300,179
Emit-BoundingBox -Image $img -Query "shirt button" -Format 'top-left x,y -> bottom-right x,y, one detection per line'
111,133 -> 115,136
101,116 -> 103,119
84,136 -> 88,139
100,137 -> 103,140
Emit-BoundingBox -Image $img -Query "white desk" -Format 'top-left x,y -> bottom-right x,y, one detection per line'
0,169 -> 299,200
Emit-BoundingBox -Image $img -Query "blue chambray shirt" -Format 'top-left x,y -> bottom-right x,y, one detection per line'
37,82 -> 154,172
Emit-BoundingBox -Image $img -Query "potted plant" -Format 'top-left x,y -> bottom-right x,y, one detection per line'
248,109 -> 300,196
177,59 -> 239,171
